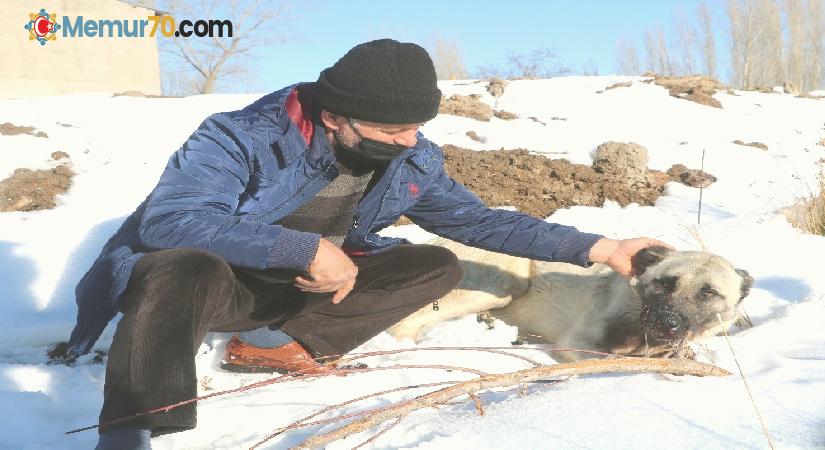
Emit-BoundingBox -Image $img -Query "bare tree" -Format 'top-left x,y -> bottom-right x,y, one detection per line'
785,0 -> 825,92
785,0 -> 806,91
808,0 -> 825,90
505,48 -> 572,78
581,59 -> 600,76
760,0 -> 785,87
472,63 -> 505,79
613,0 -> 823,90
160,0 -> 297,95
727,0 -> 784,89
431,37 -> 468,80
697,3 -> 717,78
671,10 -> 698,75
727,0 -> 751,87
643,26 -> 674,75
472,48 -> 571,80
614,35 -> 642,75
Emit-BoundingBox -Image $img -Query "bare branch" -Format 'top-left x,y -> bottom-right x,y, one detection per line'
431,36 -> 469,80
615,35 -> 642,75
697,3 -> 716,78
352,415 -> 406,450
291,358 -> 731,450
250,381 -> 461,449
160,0 -> 298,94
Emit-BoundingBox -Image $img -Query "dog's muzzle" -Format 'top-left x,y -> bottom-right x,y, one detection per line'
640,303 -> 686,341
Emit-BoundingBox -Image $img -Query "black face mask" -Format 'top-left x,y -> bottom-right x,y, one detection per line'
333,119 -> 408,171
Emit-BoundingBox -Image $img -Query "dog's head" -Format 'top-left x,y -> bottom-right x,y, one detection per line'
631,246 -> 754,343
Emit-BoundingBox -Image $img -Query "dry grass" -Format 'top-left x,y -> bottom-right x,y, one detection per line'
784,174 -> 825,236
802,186 -> 825,236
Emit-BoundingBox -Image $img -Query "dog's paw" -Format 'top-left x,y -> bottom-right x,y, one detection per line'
476,311 -> 496,330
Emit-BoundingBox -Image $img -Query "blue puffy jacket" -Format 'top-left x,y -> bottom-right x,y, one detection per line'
67,84 -> 603,356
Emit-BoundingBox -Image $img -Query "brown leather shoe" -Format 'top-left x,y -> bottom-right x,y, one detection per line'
220,335 -> 338,375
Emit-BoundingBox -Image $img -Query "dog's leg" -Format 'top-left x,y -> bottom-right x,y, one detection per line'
388,238 -> 531,341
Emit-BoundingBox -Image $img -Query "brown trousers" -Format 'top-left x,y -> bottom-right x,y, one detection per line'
99,244 -> 462,435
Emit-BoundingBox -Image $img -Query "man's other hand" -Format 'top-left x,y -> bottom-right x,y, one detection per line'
295,239 -> 358,303
588,237 -> 674,278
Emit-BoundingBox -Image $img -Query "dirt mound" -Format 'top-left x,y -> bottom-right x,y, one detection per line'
592,141 -> 649,188
396,143 -> 667,222
0,164 -> 74,212
1,122 -> 48,138
645,75 -> 724,108
667,164 -> 717,188
597,81 -> 633,93
733,140 -> 768,151
487,78 -> 508,97
465,131 -> 486,143
493,110 -> 519,120
439,94 -> 493,121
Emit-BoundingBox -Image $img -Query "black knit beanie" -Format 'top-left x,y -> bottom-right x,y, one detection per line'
316,39 -> 442,124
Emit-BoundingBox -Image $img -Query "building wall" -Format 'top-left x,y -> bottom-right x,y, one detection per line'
1,0 -> 161,98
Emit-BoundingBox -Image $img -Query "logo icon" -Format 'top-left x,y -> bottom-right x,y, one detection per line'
25,9 -> 61,45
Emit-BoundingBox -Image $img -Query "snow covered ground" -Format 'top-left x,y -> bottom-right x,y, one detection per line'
1,77 -> 824,449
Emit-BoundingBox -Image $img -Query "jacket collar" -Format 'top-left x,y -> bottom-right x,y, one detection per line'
247,83 -> 438,172
246,83 -> 315,167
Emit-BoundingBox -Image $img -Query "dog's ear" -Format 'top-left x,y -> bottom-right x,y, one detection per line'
735,268 -> 754,301
631,246 -> 673,276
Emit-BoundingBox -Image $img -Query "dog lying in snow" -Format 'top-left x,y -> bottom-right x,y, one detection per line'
388,238 -> 754,362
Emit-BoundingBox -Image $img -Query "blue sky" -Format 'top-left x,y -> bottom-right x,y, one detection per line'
244,0 -> 723,91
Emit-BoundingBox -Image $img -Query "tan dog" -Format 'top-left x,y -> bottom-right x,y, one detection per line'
389,238 -> 754,362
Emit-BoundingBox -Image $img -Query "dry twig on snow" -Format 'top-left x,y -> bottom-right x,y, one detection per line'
291,357 -> 730,450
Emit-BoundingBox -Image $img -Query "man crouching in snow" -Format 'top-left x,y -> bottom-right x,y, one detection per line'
67,39 -> 668,449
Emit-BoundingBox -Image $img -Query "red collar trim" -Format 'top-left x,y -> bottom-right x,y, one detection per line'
285,85 -> 315,146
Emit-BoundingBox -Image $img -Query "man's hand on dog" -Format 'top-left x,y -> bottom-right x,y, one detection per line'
588,237 -> 674,278
295,238 -> 358,304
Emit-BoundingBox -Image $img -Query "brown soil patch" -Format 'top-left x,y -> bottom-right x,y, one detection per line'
51,151 -> 70,160
0,122 -> 48,138
487,78 -> 508,97
466,131 -> 485,143
112,90 -> 167,99
0,165 -> 74,212
396,143 -> 667,225
607,81 -> 633,90
817,138 -> 824,147
644,75 -> 724,108
439,94 -> 493,121
733,140 -> 768,151
667,164 -> 717,188
592,141 -> 649,188
494,110 -> 519,120
598,81 -> 633,93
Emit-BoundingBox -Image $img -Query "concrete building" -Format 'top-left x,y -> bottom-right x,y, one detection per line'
1,0 -> 162,98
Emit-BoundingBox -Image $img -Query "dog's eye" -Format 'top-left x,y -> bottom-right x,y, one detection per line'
652,276 -> 678,294
699,285 -> 719,301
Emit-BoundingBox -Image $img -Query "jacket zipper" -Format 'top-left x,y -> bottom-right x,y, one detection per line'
255,162 -> 335,223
